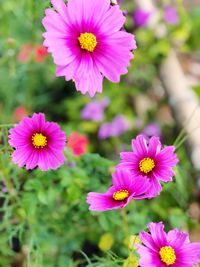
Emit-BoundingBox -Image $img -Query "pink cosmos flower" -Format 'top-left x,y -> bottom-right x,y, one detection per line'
87,168 -> 150,212
117,135 -> 178,198
42,0 -> 136,97
137,222 -> 200,267
67,132 -> 89,156
8,113 -> 66,171
17,44 -> 33,63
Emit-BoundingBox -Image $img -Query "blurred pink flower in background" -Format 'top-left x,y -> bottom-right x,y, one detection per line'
42,0 -> 136,97
9,113 -> 66,171
133,8 -> 152,27
137,222 -> 200,267
117,135 -> 178,198
134,117 -> 143,129
87,168 -> 150,211
143,123 -> 161,138
34,45 -> 48,63
17,44 -> 48,63
98,115 -> 129,139
17,44 -> 33,63
164,5 -> 179,25
81,98 -> 110,122
67,132 -> 89,156
1,186 -> 8,193
12,106 -> 28,122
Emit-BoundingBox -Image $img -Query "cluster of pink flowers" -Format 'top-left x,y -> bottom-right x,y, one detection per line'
87,134 -> 178,211
5,1 -> 200,266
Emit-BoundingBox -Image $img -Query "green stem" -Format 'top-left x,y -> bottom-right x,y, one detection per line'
173,127 -> 187,147
120,209 -> 129,240
175,125 -> 200,150
173,105 -> 198,146
0,124 -> 14,128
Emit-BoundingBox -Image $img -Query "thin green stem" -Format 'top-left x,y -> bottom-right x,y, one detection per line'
120,209 -> 129,240
173,105 -> 199,146
175,125 -> 200,150
173,128 -> 187,147
0,124 -> 14,128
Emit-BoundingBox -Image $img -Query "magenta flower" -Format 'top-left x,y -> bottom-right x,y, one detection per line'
87,168 -> 150,212
133,9 -> 152,27
98,115 -> 129,139
117,135 -> 178,198
164,6 -> 179,25
8,113 -> 66,171
42,0 -> 136,97
81,98 -> 110,122
137,222 -> 200,267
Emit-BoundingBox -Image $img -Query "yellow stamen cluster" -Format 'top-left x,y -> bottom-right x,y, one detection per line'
32,133 -> 47,149
139,157 -> 155,174
78,32 -> 97,52
159,246 -> 176,265
113,190 -> 129,201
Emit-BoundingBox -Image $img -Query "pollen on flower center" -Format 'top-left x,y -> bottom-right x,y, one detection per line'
78,32 -> 97,52
139,157 -> 155,174
159,246 -> 176,265
113,190 -> 129,201
32,133 -> 47,148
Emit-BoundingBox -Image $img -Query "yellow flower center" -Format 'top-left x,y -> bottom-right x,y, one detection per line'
139,157 -> 155,174
32,133 -> 47,149
113,190 -> 129,201
159,246 -> 176,265
78,32 -> 97,52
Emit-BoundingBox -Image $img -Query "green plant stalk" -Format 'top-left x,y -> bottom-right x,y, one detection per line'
173,105 -> 199,147
0,124 -> 14,128
120,209 -> 129,241
175,125 -> 200,150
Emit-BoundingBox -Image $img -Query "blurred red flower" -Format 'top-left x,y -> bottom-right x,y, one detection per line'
67,132 -> 89,156
12,106 -> 28,122
34,45 -> 48,63
17,44 -> 33,63
17,44 -> 48,63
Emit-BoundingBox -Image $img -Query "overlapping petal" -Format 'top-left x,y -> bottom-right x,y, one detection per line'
87,168 -> 150,212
